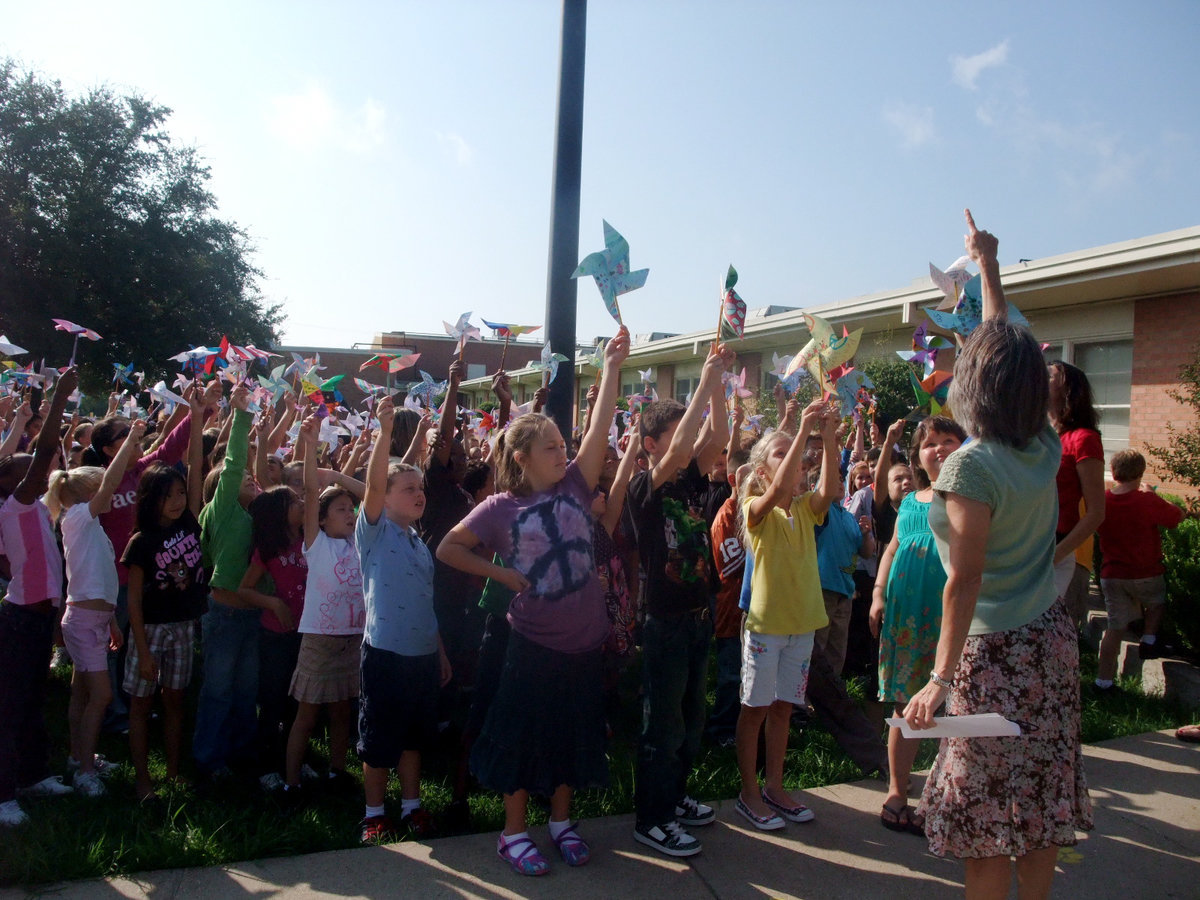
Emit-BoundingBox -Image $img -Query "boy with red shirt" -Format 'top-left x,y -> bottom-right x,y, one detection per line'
1094,449 -> 1185,688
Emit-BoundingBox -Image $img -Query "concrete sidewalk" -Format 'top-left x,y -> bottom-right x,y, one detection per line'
4,730 -> 1196,899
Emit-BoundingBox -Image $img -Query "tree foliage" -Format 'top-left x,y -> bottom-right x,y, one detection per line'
1147,342 -> 1200,499
0,60 -> 279,392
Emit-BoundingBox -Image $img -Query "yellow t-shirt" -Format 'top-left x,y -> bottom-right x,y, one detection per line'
743,493 -> 828,636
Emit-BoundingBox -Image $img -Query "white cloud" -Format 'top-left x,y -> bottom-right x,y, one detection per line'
267,83 -> 385,153
436,130 -> 473,166
882,103 -> 935,148
951,40 -> 1010,90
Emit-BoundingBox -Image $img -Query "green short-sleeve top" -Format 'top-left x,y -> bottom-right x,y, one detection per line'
928,424 -> 1061,636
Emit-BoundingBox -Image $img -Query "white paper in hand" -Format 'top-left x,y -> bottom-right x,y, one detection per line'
885,713 -> 1023,740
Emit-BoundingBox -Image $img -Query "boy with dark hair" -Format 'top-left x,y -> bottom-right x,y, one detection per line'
1094,449 -> 1185,687
627,343 -> 733,857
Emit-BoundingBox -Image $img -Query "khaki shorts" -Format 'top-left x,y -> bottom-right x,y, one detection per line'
1100,575 -> 1166,631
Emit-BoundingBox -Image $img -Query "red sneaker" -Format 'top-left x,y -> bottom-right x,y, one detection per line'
360,815 -> 400,844
402,806 -> 438,839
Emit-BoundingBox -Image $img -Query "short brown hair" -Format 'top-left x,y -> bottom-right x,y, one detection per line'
1110,449 -> 1145,483
638,399 -> 686,443
949,320 -> 1048,447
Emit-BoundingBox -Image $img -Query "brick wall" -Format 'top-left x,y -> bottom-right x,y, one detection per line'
1130,292 -> 1200,497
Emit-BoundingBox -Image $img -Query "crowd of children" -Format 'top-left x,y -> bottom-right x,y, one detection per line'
0,298 -> 1191,883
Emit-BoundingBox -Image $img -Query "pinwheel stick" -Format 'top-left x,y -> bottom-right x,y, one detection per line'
542,368 -> 550,390
499,333 -> 511,372
69,333 -> 80,367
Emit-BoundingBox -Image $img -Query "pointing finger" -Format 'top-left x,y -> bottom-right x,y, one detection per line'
964,208 -> 978,234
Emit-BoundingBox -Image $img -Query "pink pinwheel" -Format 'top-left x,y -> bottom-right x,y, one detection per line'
359,351 -> 421,375
723,368 -> 753,402
896,322 -> 955,377
444,313 -> 481,359
53,318 -> 102,365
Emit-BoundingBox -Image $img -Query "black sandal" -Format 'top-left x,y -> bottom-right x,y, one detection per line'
880,803 -> 910,832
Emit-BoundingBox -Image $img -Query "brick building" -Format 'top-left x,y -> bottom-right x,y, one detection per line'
459,226 -> 1200,496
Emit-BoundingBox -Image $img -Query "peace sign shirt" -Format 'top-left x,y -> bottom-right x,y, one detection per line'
460,461 -> 608,654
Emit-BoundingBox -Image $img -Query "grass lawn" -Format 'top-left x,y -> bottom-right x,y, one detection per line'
0,642 -> 1192,888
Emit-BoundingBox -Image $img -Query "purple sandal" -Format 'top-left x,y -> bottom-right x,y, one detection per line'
497,834 -> 550,876
552,822 -> 591,866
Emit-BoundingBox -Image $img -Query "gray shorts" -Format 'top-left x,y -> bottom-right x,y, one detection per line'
1100,575 -> 1166,631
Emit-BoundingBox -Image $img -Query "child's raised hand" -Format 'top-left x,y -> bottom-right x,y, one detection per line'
299,414 -> 320,445
55,366 -> 79,398
231,384 -> 250,412
491,371 -> 512,403
128,419 -> 148,442
605,325 -> 631,366
586,383 -> 600,407
885,417 -> 906,446
801,397 -> 827,421
448,358 -> 466,385
203,378 -> 224,409
376,396 -> 395,429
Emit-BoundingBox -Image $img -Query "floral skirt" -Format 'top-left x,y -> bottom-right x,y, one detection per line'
917,599 -> 1093,859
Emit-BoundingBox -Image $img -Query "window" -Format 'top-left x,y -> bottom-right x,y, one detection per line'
673,361 -> 702,404
1073,340 -> 1132,455
467,363 -> 487,381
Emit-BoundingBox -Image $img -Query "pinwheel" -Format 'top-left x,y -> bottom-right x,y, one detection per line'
353,377 -> 400,397
925,275 -> 1028,336
718,265 -> 747,341
896,322 -> 955,378
637,367 -> 655,388
583,340 -> 607,370
0,336 -> 27,357
783,314 -> 863,394
407,371 -> 448,408
148,380 -> 188,410
571,220 -> 649,326
723,367 -> 754,403
929,255 -> 973,310
257,364 -> 293,405
444,313 -> 481,360
483,320 -> 540,370
112,361 -> 136,387
834,368 -> 875,418
907,370 -> 954,420
52,318 -> 102,365
530,342 -> 570,386
359,351 -> 421,375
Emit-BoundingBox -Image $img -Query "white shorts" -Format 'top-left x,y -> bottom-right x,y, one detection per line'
741,630 -> 814,708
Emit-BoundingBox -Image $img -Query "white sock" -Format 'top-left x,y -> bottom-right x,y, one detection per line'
401,797 -> 421,817
1095,678 -> 1113,688
548,819 -> 572,840
1141,634 -> 1157,645
500,830 -> 530,845
365,803 -> 386,819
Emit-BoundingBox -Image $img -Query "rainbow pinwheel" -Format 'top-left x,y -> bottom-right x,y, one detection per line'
907,370 -> 954,420
925,275 -> 1028,336
896,322 -> 955,377
444,313 -> 481,357
783,314 -> 863,391
407,371 -> 448,408
0,337 -> 27,357
530,342 -> 570,386
571,220 -> 649,326
719,265 -> 747,341
483,320 -> 539,369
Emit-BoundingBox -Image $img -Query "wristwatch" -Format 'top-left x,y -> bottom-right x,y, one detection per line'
929,670 -> 954,690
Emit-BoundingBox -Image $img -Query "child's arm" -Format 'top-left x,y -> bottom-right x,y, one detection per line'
126,564 -> 157,684
726,403 -> 744,461
209,385 -> 252,516
300,415 -> 321,549
431,359 -> 465,467
185,384 -> 206,518
14,367 -> 76,505
236,560 -> 296,632
576,326 -> 631,490
746,399 -> 824,529
89,419 -> 147,517
341,429 -> 370,476
695,376 -> 730,476
400,412 -> 434,468
437,523 -> 529,594
648,343 -> 733,490
873,418 -> 906,506
268,392 -> 297,453
857,512 -> 876,560
252,416 -> 271,492
809,407 -> 841,517
492,371 -> 513,430
362,397 -> 395,527
581,382 -> 600,437
144,402 -> 189,457
1054,459 -> 1106,564
0,401 -> 32,458
600,440 -> 641,537
869,530 -> 901,639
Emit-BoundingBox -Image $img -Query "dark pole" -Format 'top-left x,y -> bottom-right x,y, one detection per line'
543,0 -> 586,443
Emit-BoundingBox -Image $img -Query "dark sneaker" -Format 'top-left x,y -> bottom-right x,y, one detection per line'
675,795 -> 716,826
360,815 -> 400,844
401,806 -> 438,839
634,821 -> 702,857
1139,641 -> 1161,660
324,769 -> 356,794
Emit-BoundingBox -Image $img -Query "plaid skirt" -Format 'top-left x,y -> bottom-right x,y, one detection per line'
917,599 -> 1094,858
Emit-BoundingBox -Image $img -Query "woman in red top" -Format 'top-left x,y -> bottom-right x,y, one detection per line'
1047,362 -> 1105,607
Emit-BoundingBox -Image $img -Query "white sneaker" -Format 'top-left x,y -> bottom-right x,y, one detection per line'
68,754 -> 118,779
0,800 -> 29,826
634,820 -> 702,857
73,771 -> 107,798
675,795 -> 716,826
18,775 -> 74,797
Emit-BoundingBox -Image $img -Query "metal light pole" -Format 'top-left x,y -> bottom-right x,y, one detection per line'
543,0 -> 586,443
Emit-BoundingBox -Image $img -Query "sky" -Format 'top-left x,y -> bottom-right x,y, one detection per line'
4,1 -> 1199,350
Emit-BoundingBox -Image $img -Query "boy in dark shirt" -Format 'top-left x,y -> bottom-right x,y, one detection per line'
626,342 -> 732,857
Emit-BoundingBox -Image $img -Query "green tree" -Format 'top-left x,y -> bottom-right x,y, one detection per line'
0,60 -> 279,393
859,357 -> 915,426
1147,343 -> 1200,499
